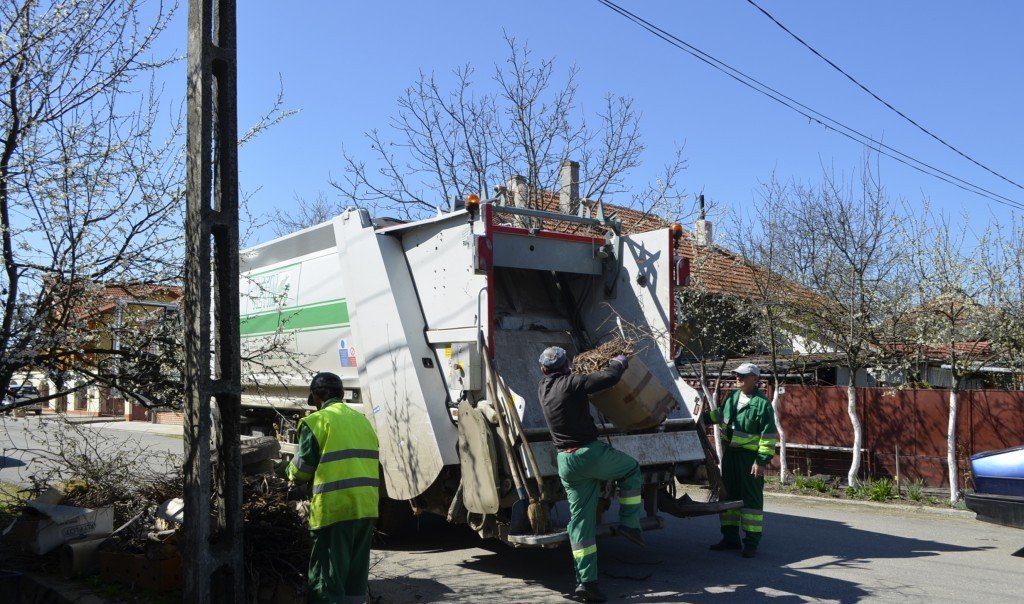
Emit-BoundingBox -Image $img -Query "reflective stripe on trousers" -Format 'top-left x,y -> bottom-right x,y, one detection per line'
740,507 -> 763,533
619,488 -> 642,507
571,538 -> 597,560
719,508 -> 741,527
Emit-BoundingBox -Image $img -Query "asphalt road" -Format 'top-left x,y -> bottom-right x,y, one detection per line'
0,415 -> 182,488
368,495 -> 1024,603
2,418 -> 1019,602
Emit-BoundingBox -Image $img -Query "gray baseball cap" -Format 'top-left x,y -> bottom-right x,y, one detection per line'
732,362 -> 760,377
538,346 -> 567,369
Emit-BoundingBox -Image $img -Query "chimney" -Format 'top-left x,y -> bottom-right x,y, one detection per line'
507,175 -> 527,208
559,160 -> 579,215
695,194 -> 713,247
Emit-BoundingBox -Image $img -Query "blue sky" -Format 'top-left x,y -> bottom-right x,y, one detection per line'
156,1 -> 1023,244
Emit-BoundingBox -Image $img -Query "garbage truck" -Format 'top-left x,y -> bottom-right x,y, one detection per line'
237,196 -> 738,545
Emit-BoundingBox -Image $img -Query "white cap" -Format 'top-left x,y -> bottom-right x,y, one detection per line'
732,362 -> 760,377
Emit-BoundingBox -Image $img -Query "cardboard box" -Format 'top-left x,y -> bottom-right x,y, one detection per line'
11,502 -> 114,555
589,358 -> 678,431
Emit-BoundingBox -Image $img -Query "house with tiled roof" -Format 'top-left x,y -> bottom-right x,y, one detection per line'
22,281 -> 183,418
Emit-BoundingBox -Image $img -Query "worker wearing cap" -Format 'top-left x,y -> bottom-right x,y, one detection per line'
537,346 -> 644,603
706,362 -> 777,558
287,372 -> 380,604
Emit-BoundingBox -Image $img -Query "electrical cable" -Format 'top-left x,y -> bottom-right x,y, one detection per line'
596,0 -> 1024,212
744,0 -> 1024,193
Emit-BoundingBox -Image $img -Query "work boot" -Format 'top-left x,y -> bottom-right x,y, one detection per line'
573,581 -> 608,603
617,525 -> 646,547
742,544 -> 758,558
709,538 -> 741,551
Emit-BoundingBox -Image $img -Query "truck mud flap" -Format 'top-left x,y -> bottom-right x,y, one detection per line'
505,515 -> 664,548
965,491 -> 1024,530
658,492 -> 743,518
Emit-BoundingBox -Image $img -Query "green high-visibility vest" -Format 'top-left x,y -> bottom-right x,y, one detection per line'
708,389 -> 778,466
289,400 -> 380,529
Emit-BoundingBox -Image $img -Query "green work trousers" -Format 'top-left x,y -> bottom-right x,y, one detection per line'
308,518 -> 374,604
558,440 -> 643,584
719,447 -> 764,547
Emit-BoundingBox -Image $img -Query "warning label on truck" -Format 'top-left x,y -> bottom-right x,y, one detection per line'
338,339 -> 358,367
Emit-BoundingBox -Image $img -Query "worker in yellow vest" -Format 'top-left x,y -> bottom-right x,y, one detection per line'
287,372 -> 380,604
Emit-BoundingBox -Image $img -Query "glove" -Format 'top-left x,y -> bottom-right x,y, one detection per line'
611,355 -> 629,370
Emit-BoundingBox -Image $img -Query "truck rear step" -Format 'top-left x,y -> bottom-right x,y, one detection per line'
506,515 -> 664,548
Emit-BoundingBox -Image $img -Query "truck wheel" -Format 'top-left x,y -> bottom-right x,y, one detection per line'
376,497 -> 417,538
34,409 -> 41,416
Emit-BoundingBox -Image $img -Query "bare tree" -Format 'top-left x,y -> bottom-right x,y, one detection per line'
0,1 -> 293,407
731,176 -> 799,483
280,35 -> 685,229
674,241 -> 757,460
778,161 -> 911,487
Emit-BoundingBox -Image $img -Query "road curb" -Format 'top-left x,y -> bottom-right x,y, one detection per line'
39,415 -> 125,425
765,490 -> 976,519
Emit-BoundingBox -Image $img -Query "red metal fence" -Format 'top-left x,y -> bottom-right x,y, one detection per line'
766,386 -> 1024,487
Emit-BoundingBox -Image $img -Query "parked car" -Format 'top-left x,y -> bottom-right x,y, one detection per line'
966,445 -> 1024,530
2,383 -> 42,415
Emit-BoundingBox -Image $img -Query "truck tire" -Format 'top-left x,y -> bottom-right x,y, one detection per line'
376,496 -> 417,538
34,409 -> 41,415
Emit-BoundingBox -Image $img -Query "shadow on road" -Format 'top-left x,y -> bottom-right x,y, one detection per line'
606,511 -> 988,603
0,455 -> 26,469
369,508 -> 992,603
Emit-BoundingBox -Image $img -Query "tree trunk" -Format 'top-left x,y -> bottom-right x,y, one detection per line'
948,388 -> 960,503
847,381 -> 862,487
771,382 -> 788,485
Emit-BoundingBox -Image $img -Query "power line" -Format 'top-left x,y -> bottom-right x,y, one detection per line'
744,0 -> 1024,193
595,0 -> 1024,212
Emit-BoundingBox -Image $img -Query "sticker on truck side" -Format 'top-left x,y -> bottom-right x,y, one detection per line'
338,339 -> 358,367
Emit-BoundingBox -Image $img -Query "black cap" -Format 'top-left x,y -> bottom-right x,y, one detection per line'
310,372 -> 343,392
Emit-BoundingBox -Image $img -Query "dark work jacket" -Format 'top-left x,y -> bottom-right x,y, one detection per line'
537,360 -> 626,451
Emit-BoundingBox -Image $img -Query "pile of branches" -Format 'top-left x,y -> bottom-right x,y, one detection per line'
61,471 -> 184,528
573,337 -> 636,373
243,475 -> 311,602
9,418 -> 314,600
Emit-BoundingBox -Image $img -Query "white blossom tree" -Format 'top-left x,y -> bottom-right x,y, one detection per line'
904,210 -> 1005,503
776,162 -> 911,487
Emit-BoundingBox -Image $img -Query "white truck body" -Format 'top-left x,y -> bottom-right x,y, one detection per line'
240,201 -> 722,543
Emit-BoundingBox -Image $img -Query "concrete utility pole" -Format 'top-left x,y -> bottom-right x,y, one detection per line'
184,0 -> 244,602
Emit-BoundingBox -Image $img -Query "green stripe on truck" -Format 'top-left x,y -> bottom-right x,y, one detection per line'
240,300 -> 349,336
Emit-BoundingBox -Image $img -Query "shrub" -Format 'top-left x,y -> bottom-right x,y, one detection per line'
793,474 -> 829,493
906,479 -> 925,502
868,478 -> 896,502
